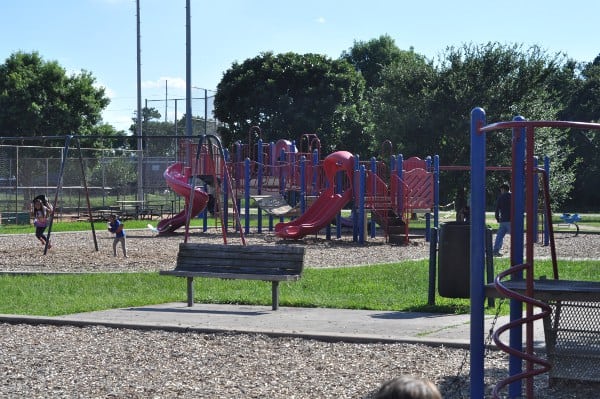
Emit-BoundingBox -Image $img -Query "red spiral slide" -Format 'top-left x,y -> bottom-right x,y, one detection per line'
157,163 -> 208,234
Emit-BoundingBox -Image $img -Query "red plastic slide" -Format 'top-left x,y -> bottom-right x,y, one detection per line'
157,162 -> 208,234
274,188 -> 353,239
275,151 -> 355,239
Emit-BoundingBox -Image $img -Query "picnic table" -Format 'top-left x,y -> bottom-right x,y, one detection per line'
116,200 -> 146,220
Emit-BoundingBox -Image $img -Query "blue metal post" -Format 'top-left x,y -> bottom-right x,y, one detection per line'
279,148 -> 286,224
509,116 -> 526,398
257,139 -> 263,233
359,165 -> 366,244
336,170 -> 342,239
300,156 -> 306,213
312,149 -> 319,195
470,107 -> 486,399
353,155 -> 360,242
544,156 -> 550,246
433,155 -> 440,232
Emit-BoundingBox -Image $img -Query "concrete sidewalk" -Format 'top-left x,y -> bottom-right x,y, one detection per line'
0,302 -> 547,350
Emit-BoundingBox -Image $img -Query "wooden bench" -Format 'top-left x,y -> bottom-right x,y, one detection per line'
160,243 -> 306,310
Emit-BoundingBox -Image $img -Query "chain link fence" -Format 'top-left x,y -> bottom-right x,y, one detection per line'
0,136 -> 189,220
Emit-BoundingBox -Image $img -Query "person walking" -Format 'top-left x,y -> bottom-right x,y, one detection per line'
31,195 -> 53,249
108,214 -> 127,257
493,183 -> 511,257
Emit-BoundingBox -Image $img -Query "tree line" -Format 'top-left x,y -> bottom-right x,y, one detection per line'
1,36 -> 599,210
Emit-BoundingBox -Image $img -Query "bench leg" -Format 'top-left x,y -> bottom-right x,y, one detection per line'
187,277 -> 194,307
271,281 -> 279,311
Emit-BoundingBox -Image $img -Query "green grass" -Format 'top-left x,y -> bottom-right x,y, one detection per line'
1,258 -> 597,317
1,210 -> 598,317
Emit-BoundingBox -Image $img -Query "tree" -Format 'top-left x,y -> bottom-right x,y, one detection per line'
343,35 -> 431,157
341,34 -> 412,90
369,50 -> 436,156
559,55 -> 600,210
0,51 -> 110,137
128,107 -> 175,157
374,42 -> 579,208
214,52 -> 371,155
83,123 -> 131,151
434,44 -> 582,209
89,156 -> 137,193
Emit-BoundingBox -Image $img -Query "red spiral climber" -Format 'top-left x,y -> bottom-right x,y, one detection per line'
491,263 -> 552,398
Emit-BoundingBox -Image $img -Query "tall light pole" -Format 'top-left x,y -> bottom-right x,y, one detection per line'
185,0 -> 192,138
136,0 -> 144,201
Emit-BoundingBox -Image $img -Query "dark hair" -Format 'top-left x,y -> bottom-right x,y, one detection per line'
374,376 -> 441,399
33,194 -> 47,202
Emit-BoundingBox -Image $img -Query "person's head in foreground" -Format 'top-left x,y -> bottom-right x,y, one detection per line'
374,375 -> 442,399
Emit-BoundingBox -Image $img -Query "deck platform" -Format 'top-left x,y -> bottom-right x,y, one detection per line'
486,279 -> 600,384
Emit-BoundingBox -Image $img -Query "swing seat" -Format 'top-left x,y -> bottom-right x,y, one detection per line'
252,195 -> 300,217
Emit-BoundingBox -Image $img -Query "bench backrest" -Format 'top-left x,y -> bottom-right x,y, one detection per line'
175,243 -> 305,276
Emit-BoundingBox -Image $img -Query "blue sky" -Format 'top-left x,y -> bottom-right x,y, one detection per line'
1,0 -> 599,132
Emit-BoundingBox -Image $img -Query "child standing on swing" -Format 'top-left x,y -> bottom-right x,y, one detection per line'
31,195 -> 53,249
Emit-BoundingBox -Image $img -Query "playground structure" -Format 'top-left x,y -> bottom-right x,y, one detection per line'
0,130 -> 440,245
469,108 -> 600,398
159,129 -> 438,244
3,120 -> 600,396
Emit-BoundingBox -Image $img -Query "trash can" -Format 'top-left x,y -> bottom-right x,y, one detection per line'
438,221 -> 470,298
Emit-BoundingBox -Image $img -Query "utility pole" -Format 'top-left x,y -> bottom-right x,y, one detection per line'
185,0 -> 192,138
165,80 -> 168,122
136,0 -> 144,202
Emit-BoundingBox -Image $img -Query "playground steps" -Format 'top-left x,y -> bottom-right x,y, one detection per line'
371,208 -> 407,244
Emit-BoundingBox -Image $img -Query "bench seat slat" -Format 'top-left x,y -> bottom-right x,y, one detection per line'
176,255 -> 304,266
178,243 -> 305,255
174,260 -> 303,273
